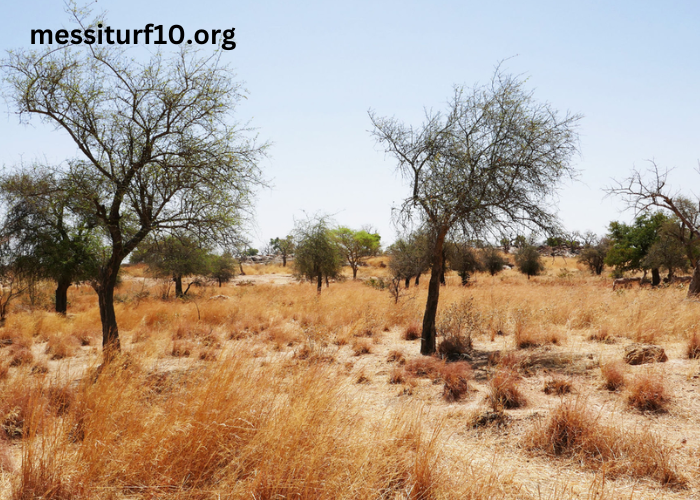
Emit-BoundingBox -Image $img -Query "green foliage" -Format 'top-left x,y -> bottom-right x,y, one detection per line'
293,217 -> 343,292
332,227 -> 381,279
245,248 -> 259,257
136,235 -> 212,297
446,242 -> 483,285
388,230 -> 432,282
577,237 -> 610,275
480,247 -> 508,276
210,252 -> 238,287
514,245 -> 544,278
270,235 -> 295,266
605,212 -> 668,274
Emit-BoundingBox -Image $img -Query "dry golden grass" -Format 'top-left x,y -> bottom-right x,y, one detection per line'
525,398 -> 686,487
2,266 -> 700,498
625,370 -> 671,413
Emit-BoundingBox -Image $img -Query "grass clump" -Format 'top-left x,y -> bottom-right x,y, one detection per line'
600,360 -> 626,391
626,371 -> 670,412
488,368 -> 526,410
526,399 -> 686,487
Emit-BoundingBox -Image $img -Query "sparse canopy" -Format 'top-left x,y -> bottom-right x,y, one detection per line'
370,68 -> 580,354
2,6 -> 266,352
577,236 -> 610,276
331,227 -> 381,279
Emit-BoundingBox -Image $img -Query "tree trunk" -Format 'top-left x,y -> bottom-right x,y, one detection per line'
651,268 -> 661,287
460,271 -> 469,286
688,261 -> 700,297
421,229 -> 447,355
55,278 -> 71,314
405,277 -> 411,289
239,261 -> 246,275
95,261 -> 122,355
282,254 -> 287,267
325,276 -> 329,288
317,273 -> 322,295
415,275 -> 420,286
174,275 -> 184,297
352,265 -> 358,280
218,278 -> 222,287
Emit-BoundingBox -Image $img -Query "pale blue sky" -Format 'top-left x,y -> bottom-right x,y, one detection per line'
2,1 -> 699,250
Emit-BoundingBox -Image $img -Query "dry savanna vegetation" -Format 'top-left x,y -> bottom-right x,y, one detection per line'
1,257 -> 700,500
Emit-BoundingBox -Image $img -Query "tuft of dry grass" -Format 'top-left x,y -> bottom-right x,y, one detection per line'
543,377 -> 573,395
402,321 -> 421,341
386,349 -> 406,364
440,362 -> 471,402
600,360 -> 626,391
351,338 -> 372,356
45,334 -> 77,360
171,340 -> 193,357
687,332 -> 700,359
9,346 -> 34,367
437,335 -> 472,361
525,399 -> 686,487
488,368 -> 526,410
626,371 -> 670,412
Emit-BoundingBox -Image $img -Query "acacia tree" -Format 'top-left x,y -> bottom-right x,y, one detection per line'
0,168 -> 100,314
514,244 -> 544,278
387,230 -> 432,287
293,218 -> 342,294
270,235 -> 295,266
577,235 -> 610,275
2,10 -> 266,353
608,162 -> 700,296
210,252 -> 237,287
445,241 -> 482,285
332,227 -> 381,279
480,246 -> 507,275
370,69 -> 580,354
605,212 -> 667,283
134,234 -> 211,297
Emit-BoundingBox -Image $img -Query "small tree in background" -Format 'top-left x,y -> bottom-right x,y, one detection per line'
332,227 -> 381,279
293,217 -> 342,294
0,168 -> 101,314
210,252 -> 238,287
515,245 -> 544,279
135,235 -> 212,298
270,235 -> 295,267
577,236 -> 610,275
388,230 -> 432,287
480,246 -> 507,276
446,241 -> 482,285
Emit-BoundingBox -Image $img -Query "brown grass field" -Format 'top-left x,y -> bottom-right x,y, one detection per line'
1,257 -> 700,499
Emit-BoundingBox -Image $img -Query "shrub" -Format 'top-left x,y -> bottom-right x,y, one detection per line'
437,336 -> 472,361
514,245 -> 544,278
488,369 -> 526,410
388,366 -> 407,384
626,372 -> 669,412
